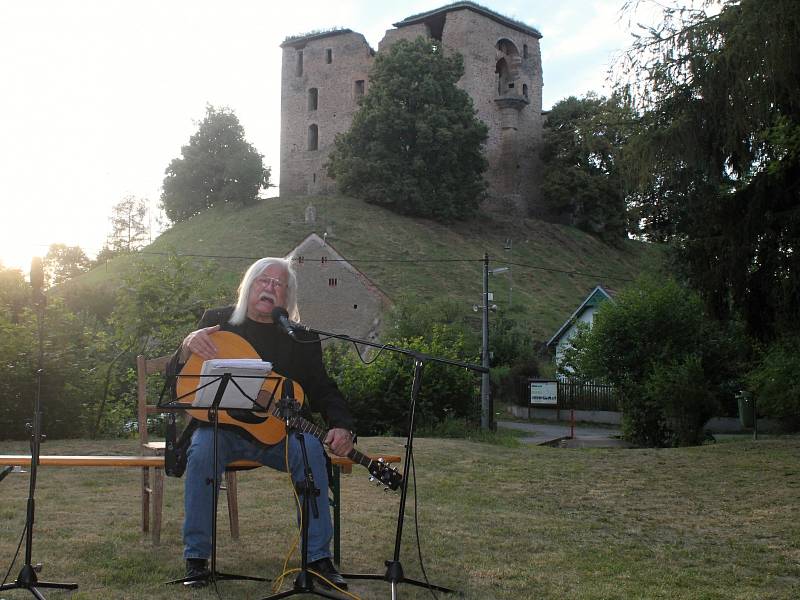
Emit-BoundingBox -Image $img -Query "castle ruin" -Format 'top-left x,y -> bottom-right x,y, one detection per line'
279,2 -> 543,214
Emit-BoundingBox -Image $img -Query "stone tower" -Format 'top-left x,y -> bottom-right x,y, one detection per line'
279,2 -> 544,214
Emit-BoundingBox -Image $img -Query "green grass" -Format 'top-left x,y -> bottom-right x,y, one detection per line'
1,436 -> 798,599
74,195 -> 661,341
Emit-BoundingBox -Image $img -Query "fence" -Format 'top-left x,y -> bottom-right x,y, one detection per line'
557,379 -> 620,412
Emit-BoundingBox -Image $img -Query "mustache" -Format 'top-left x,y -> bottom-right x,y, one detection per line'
259,292 -> 276,303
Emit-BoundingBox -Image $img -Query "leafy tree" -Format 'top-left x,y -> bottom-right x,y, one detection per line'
327,37 -> 488,222
161,106 -> 270,223
541,93 -> 637,238
106,195 -> 150,254
43,243 -> 91,286
617,0 -> 800,340
563,277 -> 745,446
0,295 -> 107,440
0,264 -> 28,323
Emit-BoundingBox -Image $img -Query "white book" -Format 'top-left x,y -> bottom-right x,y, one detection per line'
192,359 -> 273,409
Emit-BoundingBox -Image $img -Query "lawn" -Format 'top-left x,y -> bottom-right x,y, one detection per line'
0,436 -> 798,599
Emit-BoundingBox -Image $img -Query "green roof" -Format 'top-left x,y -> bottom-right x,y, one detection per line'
395,2 -> 542,39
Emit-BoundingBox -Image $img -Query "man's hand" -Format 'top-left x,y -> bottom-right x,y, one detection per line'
324,428 -> 354,457
180,324 -> 221,361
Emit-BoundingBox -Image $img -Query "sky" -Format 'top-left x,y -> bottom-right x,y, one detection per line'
0,0 -> 670,273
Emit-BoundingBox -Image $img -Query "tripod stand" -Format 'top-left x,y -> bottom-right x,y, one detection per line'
1,260 -> 78,599
259,399 -> 343,600
165,372 -> 266,588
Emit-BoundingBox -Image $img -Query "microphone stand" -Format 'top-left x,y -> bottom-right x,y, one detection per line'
290,322 -> 488,599
1,274 -> 78,599
258,399 -> 342,600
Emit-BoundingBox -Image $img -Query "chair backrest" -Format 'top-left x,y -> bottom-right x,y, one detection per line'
136,354 -> 172,447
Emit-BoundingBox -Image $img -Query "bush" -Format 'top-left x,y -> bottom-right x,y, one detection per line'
326,324 -> 479,436
566,276 -> 743,446
746,337 -> 800,430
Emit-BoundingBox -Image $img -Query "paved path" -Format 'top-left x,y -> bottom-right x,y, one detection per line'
497,420 -> 632,447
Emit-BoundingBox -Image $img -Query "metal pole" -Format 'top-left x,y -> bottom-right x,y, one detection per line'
481,253 -> 492,431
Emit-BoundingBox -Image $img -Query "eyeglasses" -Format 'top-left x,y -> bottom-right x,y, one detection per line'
255,276 -> 287,290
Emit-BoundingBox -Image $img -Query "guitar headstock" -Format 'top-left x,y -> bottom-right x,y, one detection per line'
368,458 -> 403,492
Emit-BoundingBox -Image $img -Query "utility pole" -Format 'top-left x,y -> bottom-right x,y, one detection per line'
481,252 -> 493,430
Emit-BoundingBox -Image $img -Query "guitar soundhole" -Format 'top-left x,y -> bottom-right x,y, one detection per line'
227,409 -> 269,424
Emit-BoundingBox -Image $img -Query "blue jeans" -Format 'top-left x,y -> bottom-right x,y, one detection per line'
183,426 -> 333,562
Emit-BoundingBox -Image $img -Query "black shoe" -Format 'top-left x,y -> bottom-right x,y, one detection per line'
184,558 -> 210,588
304,557 -> 348,591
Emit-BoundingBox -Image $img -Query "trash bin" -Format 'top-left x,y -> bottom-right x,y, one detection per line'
737,391 -> 754,428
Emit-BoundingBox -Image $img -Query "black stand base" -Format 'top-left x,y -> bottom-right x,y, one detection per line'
260,572 -> 345,600
343,559 -> 460,598
165,569 -> 267,587
0,564 -> 79,600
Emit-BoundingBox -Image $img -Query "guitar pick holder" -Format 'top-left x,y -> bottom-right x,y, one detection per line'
287,323 -> 489,600
161,371 -> 276,589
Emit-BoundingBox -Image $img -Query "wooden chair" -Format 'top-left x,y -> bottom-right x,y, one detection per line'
136,354 -> 242,545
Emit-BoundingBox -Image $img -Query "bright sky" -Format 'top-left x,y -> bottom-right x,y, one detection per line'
0,0 -> 669,273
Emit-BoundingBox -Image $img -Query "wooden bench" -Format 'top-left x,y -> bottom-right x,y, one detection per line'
0,452 -> 400,565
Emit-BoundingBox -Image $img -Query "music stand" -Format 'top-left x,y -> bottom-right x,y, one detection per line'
162,370 -> 274,588
286,323 -> 488,599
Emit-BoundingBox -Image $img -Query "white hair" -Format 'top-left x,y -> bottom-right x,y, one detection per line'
229,257 -> 300,325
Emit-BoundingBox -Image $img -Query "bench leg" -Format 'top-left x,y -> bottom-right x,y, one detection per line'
152,467 -> 164,545
141,467 -> 150,535
225,471 -> 240,540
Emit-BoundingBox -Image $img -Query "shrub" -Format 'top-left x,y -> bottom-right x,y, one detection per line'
326,324 -> 479,436
746,337 -> 800,430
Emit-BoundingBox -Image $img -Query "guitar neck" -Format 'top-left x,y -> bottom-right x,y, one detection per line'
290,416 -> 374,471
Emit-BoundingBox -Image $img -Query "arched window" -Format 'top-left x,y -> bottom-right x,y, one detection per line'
295,50 -> 303,77
308,88 -> 318,111
308,124 -> 318,151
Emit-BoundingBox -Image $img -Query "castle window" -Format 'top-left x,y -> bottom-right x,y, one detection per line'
523,84 -> 529,99
354,80 -> 365,100
308,88 -> 318,111
523,44 -> 528,59
296,50 -> 303,76
307,124 -> 318,151
326,48 -> 332,64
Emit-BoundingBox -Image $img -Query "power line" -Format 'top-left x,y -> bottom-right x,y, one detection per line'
136,251 -> 635,282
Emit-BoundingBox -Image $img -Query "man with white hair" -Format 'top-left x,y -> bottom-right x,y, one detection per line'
172,256 -> 354,590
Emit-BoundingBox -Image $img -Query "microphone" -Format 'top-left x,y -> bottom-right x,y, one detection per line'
270,306 -> 308,339
30,257 -> 45,306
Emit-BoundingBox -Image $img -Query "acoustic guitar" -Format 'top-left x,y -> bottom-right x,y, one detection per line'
176,330 -> 403,490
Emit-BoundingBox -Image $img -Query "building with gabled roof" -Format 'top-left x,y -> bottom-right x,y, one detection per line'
547,285 -> 616,370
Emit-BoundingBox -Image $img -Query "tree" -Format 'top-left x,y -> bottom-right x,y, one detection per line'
327,37 -> 488,222
106,195 -> 149,254
563,277 -> 745,446
617,0 -> 800,340
161,105 -> 270,223
43,243 -> 91,285
0,264 -> 28,323
541,93 -> 637,239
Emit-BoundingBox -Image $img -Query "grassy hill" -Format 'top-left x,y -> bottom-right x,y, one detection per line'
80,195 -> 662,341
